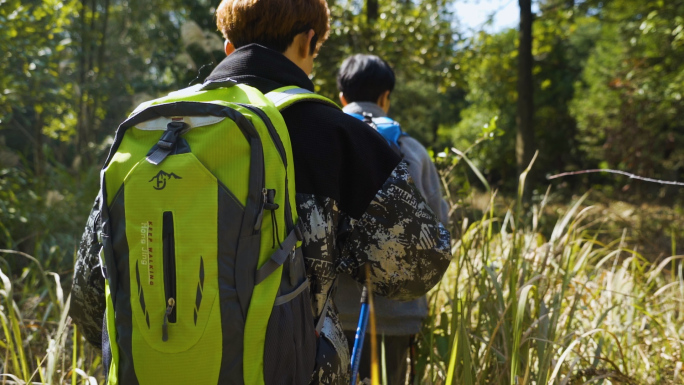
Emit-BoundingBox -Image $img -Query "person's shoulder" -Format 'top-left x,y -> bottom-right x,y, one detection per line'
398,134 -> 422,146
399,135 -> 432,158
280,100 -> 401,218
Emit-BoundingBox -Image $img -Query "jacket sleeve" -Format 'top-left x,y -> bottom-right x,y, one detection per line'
419,154 -> 450,226
337,161 -> 452,301
402,136 -> 451,226
70,197 -> 106,349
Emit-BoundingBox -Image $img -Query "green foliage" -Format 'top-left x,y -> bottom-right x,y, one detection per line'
451,29 -> 518,184
0,0 -> 229,272
571,0 -> 684,193
447,0 -> 684,196
0,0 -> 80,176
314,0 -> 463,145
0,0 -> 79,123
0,158 -> 99,272
449,4 -> 601,190
0,0 -> 225,176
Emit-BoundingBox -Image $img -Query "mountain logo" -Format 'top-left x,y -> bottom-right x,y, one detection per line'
149,171 -> 182,190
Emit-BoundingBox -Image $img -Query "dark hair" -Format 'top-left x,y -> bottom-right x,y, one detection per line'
337,54 -> 395,103
216,0 -> 329,54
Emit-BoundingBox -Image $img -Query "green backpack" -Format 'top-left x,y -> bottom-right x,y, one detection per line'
97,79 -> 336,385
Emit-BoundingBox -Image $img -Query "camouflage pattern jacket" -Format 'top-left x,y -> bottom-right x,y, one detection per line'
70,44 -> 451,384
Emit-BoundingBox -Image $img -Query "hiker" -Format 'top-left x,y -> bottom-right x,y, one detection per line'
335,54 -> 450,384
69,0 -> 451,383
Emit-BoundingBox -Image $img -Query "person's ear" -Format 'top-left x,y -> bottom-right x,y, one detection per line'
299,29 -> 316,58
224,40 -> 235,56
377,90 -> 391,113
339,92 -> 349,107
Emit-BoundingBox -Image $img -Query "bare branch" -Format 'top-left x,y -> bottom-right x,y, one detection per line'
547,169 -> 684,187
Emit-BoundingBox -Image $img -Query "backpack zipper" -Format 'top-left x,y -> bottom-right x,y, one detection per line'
237,104 -> 294,232
237,104 -> 287,167
254,188 -> 268,232
162,211 -> 176,341
162,298 -> 175,342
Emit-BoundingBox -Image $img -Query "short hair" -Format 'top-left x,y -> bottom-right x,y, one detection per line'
337,54 -> 396,103
216,0 -> 330,54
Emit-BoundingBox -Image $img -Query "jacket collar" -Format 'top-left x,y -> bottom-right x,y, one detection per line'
342,101 -> 388,118
206,44 -> 315,93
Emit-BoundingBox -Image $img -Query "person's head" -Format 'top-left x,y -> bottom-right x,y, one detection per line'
337,54 -> 395,113
216,0 -> 330,75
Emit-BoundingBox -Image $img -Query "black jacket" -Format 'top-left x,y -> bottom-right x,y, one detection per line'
70,44 -> 451,384
206,45 -> 403,220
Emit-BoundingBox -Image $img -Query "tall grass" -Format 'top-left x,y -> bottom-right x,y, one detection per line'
415,152 -> 684,384
0,249 -> 101,384
0,154 -> 682,384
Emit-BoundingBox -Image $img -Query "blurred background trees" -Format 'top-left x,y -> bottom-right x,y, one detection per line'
1,0 -> 684,265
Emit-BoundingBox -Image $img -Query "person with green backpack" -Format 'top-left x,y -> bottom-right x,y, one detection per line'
69,0 -> 451,384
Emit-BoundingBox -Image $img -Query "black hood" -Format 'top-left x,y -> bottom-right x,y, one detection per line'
207,42 -> 400,220
206,44 -> 314,93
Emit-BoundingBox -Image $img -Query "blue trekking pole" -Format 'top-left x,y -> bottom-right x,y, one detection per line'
350,286 -> 369,385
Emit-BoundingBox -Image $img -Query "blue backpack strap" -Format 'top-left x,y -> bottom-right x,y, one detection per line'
346,112 -> 405,155
348,112 -> 376,127
372,117 -> 405,148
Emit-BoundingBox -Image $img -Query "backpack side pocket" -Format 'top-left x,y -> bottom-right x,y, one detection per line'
263,247 -> 316,385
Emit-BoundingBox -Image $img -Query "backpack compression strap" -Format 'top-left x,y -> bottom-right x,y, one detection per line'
265,86 -> 340,110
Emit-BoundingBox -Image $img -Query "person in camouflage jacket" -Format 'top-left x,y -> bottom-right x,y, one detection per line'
70,0 -> 452,383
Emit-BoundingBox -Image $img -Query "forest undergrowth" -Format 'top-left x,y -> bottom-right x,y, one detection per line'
0,152 -> 682,385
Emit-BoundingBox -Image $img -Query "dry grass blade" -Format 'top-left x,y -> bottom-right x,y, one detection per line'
0,268 -> 29,382
70,368 -> 98,385
517,150 -> 538,205
550,193 -> 588,244
548,329 -> 604,384
648,255 -> 684,284
511,284 -> 535,385
0,250 -> 59,311
451,147 -> 491,192
45,295 -> 72,383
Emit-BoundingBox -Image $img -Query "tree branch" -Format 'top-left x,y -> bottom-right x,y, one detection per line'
547,169 -> 684,187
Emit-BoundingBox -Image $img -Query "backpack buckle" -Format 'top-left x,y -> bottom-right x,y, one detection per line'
157,121 -> 186,149
147,121 -> 188,165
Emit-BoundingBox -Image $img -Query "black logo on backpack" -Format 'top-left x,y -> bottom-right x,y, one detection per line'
149,171 -> 182,190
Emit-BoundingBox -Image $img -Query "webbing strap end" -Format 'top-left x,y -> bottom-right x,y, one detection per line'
254,227 -> 299,285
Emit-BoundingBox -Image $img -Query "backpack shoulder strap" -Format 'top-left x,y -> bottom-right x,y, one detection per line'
371,116 -> 400,127
346,112 -> 405,156
348,112 -> 377,127
265,86 -> 340,111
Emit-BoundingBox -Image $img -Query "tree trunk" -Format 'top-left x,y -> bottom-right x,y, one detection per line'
85,0 -> 110,165
516,0 -> 535,199
77,0 -> 87,156
33,114 -> 45,179
367,0 -> 378,21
